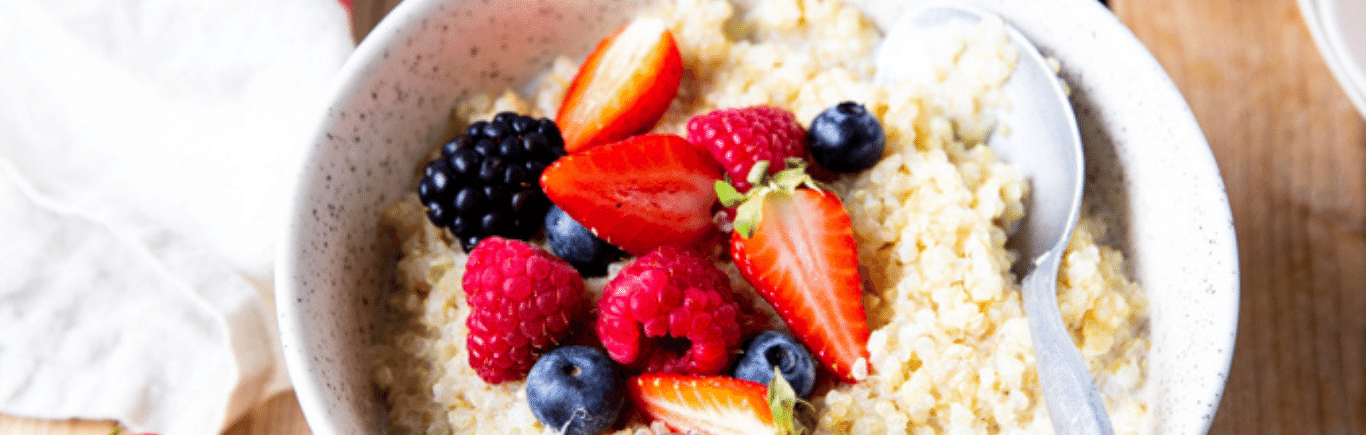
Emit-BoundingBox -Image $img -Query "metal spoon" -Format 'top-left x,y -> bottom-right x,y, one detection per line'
876,4 -> 1113,434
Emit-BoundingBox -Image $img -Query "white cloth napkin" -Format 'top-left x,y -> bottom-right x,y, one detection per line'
0,0 -> 353,434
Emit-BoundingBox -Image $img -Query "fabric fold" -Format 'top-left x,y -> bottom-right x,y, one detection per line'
0,0 -> 354,433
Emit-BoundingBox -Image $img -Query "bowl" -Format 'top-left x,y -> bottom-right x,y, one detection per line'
1299,0 -> 1366,117
276,0 -> 1239,433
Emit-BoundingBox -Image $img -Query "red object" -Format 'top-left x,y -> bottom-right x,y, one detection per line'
730,189 -> 871,383
627,374 -> 777,435
686,106 -> 808,192
596,246 -> 745,375
462,237 -> 587,384
336,0 -> 351,13
556,17 -> 683,153
539,134 -> 723,256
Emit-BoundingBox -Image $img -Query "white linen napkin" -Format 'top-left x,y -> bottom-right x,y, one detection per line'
0,0 -> 354,433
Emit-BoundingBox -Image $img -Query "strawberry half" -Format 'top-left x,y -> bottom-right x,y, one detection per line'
556,17 -> 683,154
539,134 -> 723,256
721,162 -> 871,383
628,373 -> 802,435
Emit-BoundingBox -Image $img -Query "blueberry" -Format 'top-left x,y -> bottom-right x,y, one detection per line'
544,205 -> 624,277
731,331 -> 817,398
526,346 -> 625,435
807,101 -> 886,173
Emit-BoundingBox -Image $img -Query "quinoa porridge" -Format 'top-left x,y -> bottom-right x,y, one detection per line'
371,0 -> 1152,434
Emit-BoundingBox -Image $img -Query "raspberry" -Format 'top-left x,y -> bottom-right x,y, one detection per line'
685,105 -> 807,192
463,237 -> 587,384
595,245 -> 745,375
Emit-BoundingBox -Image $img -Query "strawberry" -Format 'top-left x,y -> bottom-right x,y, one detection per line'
627,373 -> 802,435
539,134 -> 723,256
556,17 -> 683,154
720,162 -> 871,383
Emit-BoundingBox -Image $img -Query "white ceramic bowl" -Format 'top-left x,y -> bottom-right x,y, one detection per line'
1299,0 -> 1366,117
277,0 -> 1239,433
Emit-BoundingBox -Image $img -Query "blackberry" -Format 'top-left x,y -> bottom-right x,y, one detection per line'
418,111 -> 566,252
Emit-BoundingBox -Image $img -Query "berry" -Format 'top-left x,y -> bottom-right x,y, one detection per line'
540,134 -> 723,256
544,205 -> 624,277
627,374 -> 794,435
526,346 -> 625,435
418,111 -> 565,252
595,245 -> 745,375
463,237 -> 587,384
731,331 -> 817,398
558,17 -> 683,153
686,105 -> 807,192
723,165 -> 871,383
807,102 -> 885,173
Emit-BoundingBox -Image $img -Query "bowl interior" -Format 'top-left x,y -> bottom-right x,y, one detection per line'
277,0 -> 1238,433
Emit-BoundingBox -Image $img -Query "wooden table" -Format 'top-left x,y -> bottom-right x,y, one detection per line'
3,0 -> 1362,433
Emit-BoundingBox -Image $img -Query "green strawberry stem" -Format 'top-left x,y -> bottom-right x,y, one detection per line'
716,180 -> 746,207
714,158 -> 828,239
767,367 -> 805,435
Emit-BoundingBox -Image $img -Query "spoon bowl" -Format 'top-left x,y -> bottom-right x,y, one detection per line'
878,4 -> 1109,434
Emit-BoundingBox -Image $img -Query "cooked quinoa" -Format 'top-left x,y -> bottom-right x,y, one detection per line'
371,0 -> 1152,434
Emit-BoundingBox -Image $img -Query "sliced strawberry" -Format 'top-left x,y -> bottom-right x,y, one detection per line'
628,374 -> 779,435
539,134 -> 723,256
557,17 -> 683,154
724,166 -> 871,383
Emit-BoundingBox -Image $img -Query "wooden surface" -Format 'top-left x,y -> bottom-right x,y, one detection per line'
4,0 -> 1364,433
1112,1 -> 1366,434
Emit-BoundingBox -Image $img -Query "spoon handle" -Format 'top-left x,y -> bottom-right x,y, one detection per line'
1023,251 -> 1116,435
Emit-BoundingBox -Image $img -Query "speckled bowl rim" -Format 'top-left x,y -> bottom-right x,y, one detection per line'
277,0 -> 1239,434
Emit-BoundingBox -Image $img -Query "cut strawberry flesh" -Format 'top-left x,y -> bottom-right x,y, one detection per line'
628,374 -> 777,435
731,189 -> 871,383
557,17 -> 682,154
540,134 -> 723,256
